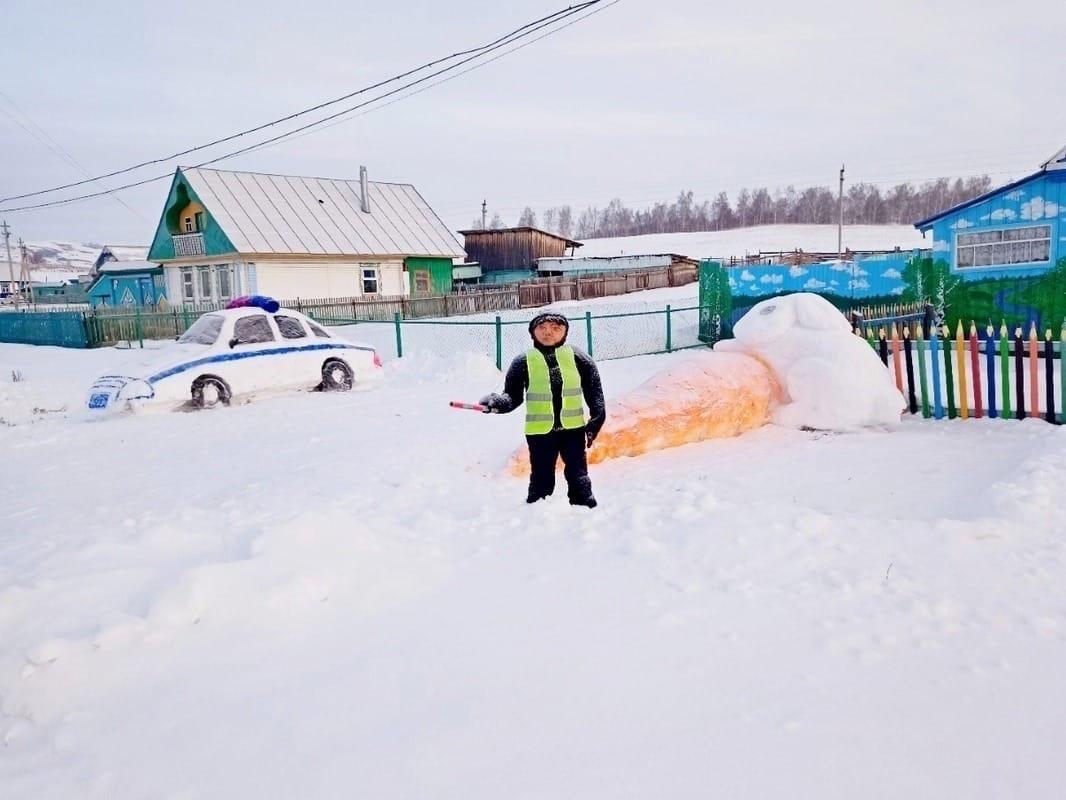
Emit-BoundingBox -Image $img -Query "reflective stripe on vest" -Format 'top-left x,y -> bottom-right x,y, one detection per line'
525,346 -> 585,435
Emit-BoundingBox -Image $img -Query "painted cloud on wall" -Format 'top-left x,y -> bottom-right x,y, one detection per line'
1006,189 -> 1026,201
803,278 -> 827,290
740,270 -> 756,281
990,208 -> 1017,221
759,274 -> 784,285
1020,197 -> 1059,220
789,266 -> 808,278
950,219 -> 975,229
881,268 -> 902,279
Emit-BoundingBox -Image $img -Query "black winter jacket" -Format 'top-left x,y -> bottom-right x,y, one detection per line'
490,342 -> 606,436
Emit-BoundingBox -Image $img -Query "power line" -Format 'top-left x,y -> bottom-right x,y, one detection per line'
0,1 -> 615,213
0,92 -> 150,222
229,0 -> 622,161
0,1 -> 604,205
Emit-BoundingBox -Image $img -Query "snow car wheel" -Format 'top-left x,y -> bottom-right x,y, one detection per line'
320,358 -> 354,391
191,375 -> 231,409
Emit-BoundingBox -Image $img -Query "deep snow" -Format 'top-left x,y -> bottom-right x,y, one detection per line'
2,339 -> 1066,799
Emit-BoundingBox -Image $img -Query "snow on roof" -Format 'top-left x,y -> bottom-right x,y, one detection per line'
29,268 -> 83,283
180,167 -> 465,259
97,260 -> 158,273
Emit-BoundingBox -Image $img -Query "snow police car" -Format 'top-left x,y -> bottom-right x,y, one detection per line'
86,297 -> 381,413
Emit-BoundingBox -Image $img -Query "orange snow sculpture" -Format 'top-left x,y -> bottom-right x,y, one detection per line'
507,351 -> 779,475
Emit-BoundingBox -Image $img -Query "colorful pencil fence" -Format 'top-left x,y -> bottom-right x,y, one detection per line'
860,321 -> 1064,425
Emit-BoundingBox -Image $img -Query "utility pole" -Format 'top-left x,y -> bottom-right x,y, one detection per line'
481,199 -> 487,229
837,164 -> 845,261
2,220 -> 17,310
19,239 -> 33,306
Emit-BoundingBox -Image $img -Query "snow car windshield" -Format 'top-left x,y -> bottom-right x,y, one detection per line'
178,314 -> 224,345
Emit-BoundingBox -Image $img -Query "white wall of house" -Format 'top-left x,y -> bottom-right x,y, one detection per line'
163,258 -> 408,306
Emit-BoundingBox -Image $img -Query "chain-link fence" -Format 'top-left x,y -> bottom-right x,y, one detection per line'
328,301 -> 711,369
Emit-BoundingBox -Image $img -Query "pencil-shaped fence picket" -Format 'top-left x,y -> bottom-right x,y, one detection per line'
865,321 -> 1065,425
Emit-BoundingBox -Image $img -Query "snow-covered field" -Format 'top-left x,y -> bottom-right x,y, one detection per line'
579,223 -> 928,259
2,338 -> 1066,798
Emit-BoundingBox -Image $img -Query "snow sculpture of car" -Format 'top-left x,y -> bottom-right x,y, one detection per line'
86,303 -> 381,413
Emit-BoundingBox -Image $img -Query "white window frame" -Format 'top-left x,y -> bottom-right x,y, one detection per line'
216,264 -> 232,302
955,224 -> 1052,271
180,267 -> 195,303
361,264 -> 380,295
184,216 -> 194,233
198,265 -> 214,301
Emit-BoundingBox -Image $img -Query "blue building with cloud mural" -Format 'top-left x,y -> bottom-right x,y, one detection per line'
914,145 -> 1065,281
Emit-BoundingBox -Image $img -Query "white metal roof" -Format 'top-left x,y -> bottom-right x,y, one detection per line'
180,167 -> 465,259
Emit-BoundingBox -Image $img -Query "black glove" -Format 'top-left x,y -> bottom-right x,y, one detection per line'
479,393 -> 503,413
586,429 -> 598,448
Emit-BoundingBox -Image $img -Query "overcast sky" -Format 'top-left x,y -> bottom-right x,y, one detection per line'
2,0 -> 1064,245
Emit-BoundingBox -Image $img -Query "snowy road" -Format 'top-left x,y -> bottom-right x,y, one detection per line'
2,342 -> 1065,798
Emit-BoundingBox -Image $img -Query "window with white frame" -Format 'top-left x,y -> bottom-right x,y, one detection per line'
957,225 -> 1051,269
184,216 -> 194,233
198,266 -> 214,300
361,264 -> 380,294
216,264 -> 232,302
181,268 -> 195,302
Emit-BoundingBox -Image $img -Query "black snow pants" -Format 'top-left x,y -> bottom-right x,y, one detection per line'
526,427 -> 594,504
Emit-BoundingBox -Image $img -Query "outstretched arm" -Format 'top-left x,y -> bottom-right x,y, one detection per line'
480,355 -> 528,414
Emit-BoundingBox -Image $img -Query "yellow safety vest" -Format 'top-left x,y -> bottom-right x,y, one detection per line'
525,346 -> 585,435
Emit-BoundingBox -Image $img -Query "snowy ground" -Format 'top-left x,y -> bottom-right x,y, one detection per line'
579,223 -> 927,259
2,339 -> 1066,798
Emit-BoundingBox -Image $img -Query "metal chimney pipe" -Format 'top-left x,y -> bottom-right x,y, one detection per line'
359,165 -> 371,213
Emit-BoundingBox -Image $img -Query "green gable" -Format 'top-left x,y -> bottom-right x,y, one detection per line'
147,169 -> 238,261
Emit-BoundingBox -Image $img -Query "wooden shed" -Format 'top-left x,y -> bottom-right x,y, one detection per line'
459,227 -> 582,279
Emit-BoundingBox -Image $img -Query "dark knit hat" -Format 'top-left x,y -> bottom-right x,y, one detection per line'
528,312 -> 570,337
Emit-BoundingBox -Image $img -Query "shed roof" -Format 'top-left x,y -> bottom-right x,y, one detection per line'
178,167 -> 464,259
458,226 -> 583,248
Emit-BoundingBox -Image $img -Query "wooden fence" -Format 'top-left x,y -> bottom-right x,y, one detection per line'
870,321 -> 1064,424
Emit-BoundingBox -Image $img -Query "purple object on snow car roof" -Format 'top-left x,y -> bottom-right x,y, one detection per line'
226,295 -> 280,313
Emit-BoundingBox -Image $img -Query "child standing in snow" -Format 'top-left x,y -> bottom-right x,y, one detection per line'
480,312 -> 605,508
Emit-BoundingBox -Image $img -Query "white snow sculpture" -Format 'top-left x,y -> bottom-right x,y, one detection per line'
715,293 -> 904,430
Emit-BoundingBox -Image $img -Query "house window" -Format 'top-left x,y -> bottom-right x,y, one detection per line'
181,268 -> 195,302
414,270 -> 431,294
361,265 -> 380,295
198,266 -> 214,301
194,211 -> 205,231
184,216 -> 194,233
216,265 -> 232,302
246,263 -> 257,294
956,225 -> 1051,269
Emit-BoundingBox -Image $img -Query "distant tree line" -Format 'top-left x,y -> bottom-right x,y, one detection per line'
477,176 -> 994,240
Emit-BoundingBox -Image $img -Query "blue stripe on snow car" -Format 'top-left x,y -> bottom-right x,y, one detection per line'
146,342 -> 371,384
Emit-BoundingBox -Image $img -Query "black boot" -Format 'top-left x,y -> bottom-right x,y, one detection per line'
569,496 -> 597,509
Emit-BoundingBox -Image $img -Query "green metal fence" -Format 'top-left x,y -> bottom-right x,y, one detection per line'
1,302 -> 718,365
327,304 -> 715,369
0,310 -> 90,347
